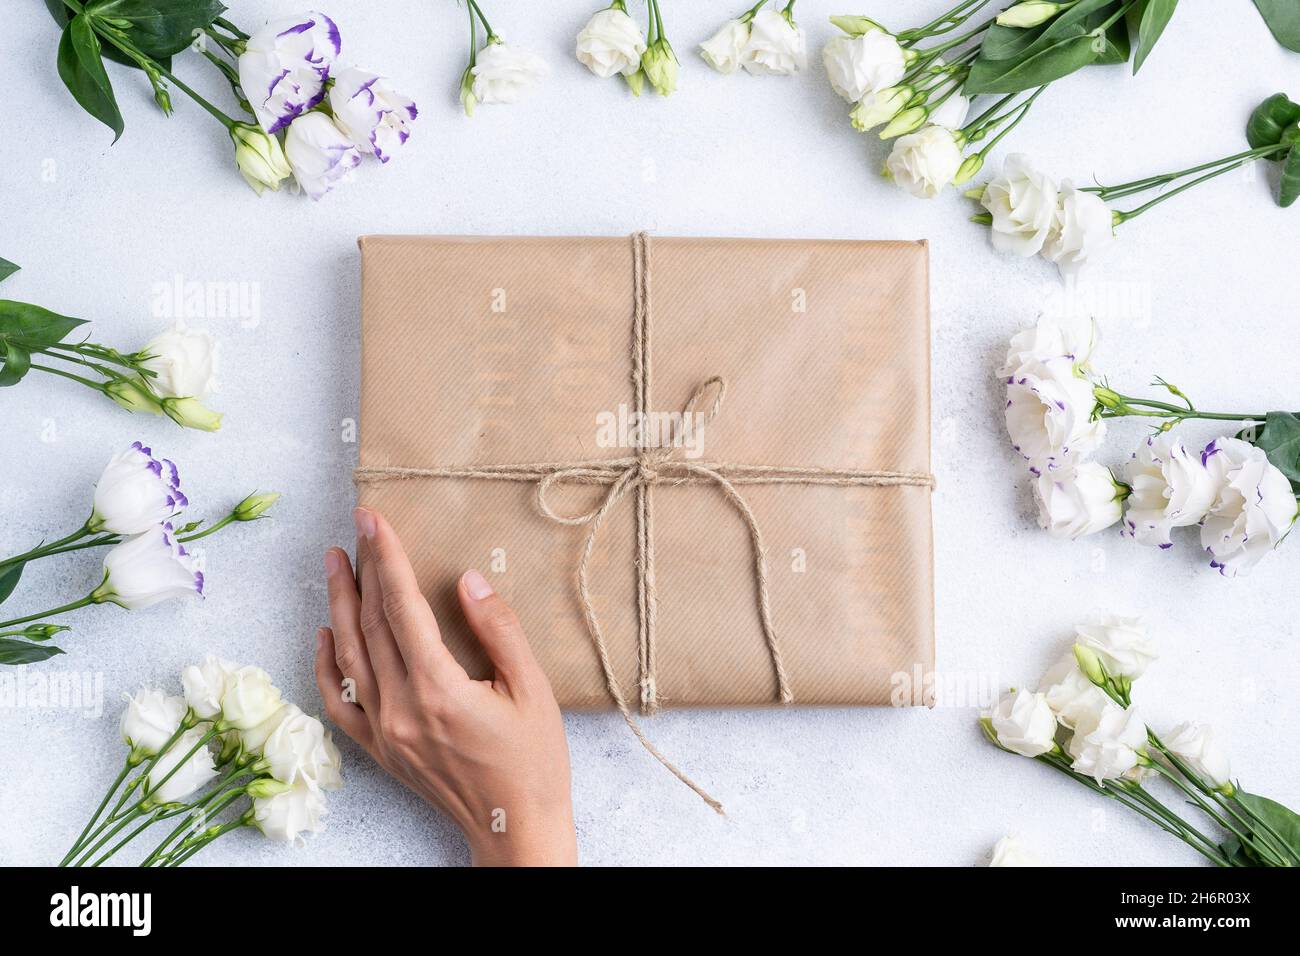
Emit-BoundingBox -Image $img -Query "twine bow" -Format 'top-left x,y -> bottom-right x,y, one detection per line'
354,232 -> 935,813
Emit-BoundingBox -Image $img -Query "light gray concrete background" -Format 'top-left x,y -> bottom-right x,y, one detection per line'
1,2 -> 1298,866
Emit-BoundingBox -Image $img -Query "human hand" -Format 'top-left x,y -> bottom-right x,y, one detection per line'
315,506 -> 577,866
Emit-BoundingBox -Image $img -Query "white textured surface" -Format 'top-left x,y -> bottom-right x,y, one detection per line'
1,2 -> 1298,867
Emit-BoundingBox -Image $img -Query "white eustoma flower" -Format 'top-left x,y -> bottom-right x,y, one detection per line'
262,708 -> 343,790
240,701 -> 298,755
1162,721 -> 1232,790
1038,653 -> 1111,730
998,312 -> 1099,378
88,441 -> 187,535
1200,437 -> 1298,576
927,90 -> 970,130
95,523 -> 203,610
181,655 -> 238,720
699,19 -> 750,74
139,326 -> 218,400
218,665 -> 284,731
284,113 -> 362,201
884,125 -> 964,198
253,779 -> 329,845
1033,461 -> 1125,539
1074,615 -> 1157,681
472,41 -> 550,105
576,4 -> 647,78
229,122 -> 292,195
1122,434 -> 1219,548
238,12 -> 341,134
120,689 -> 187,756
989,689 -> 1057,757
328,67 -> 418,164
740,8 -> 806,76
1005,358 -> 1104,474
1044,181 -> 1115,277
1068,702 -> 1147,783
822,29 -> 907,102
147,728 -> 218,804
981,154 -> 1061,257
989,835 -> 1042,866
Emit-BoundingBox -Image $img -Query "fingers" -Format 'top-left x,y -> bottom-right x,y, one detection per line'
355,507 -> 449,677
456,570 -> 543,691
324,547 -> 379,712
354,517 -> 407,687
314,627 -> 373,749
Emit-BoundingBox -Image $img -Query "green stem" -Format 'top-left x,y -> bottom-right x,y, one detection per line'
1114,156 -> 1279,223
0,594 -> 96,630
71,806 -> 146,867
900,0 -> 994,43
1146,761 -> 1281,865
466,0 -> 495,40
1100,393 -> 1271,422
969,86 -> 1046,155
27,362 -> 108,393
60,759 -> 132,866
0,524 -> 91,569
89,809 -> 163,867
178,514 -> 235,543
1087,146 -> 1286,200
212,16 -> 249,41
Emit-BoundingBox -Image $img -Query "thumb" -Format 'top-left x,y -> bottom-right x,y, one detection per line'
457,569 -> 542,691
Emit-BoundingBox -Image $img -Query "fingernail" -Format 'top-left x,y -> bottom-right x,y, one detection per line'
463,569 -> 493,600
316,627 -> 328,649
325,549 -> 341,574
354,508 -> 376,539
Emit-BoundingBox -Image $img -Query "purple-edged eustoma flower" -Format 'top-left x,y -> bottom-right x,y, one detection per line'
88,442 -> 188,536
93,523 -> 204,610
238,12 -> 342,135
284,112 -> 362,200
328,67 -> 418,163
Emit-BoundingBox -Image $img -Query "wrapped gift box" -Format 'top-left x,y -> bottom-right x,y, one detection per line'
356,234 -> 933,712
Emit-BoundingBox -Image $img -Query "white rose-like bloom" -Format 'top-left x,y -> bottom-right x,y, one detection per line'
885,126 -> 963,199
1005,358 -> 1104,474
927,90 -> 970,130
120,689 -> 186,756
262,709 -> 343,790
1162,721 -> 1232,790
740,8 -> 806,76
1038,653 -> 1111,730
218,665 -> 284,731
1200,437 -> 1299,576
1067,702 -> 1147,783
472,41 -> 550,105
989,689 -> 1057,757
577,6 -> 646,78
328,67 -> 418,164
240,701 -> 298,754
699,19 -> 749,74
253,779 -> 329,845
181,655 -> 238,720
284,113 -> 362,201
1033,462 -> 1124,539
1122,434 -> 1219,549
1074,615 -> 1157,681
822,30 -> 907,102
999,312 -> 1099,378
139,326 -> 218,400
88,441 -> 187,535
147,728 -> 218,804
238,12 -> 341,135
1044,181 -> 1114,277
981,154 -> 1061,258
96,524 -> 203,610
989,835 -> 1042,866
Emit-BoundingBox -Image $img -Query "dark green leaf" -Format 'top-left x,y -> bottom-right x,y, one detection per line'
1231,791 -> 1300,863
45,0 -> 172,69
0,258 -> 17,284
1255,0 -> 1300,52
1133,0 -> 1178,73
0,562 -> 22,606
0,342 -> 32,387
56,16 -> 124,143
1247,93 -> 1300,149
979,22 -> 1052,62
0,639 -> 65,665
84,0 -> 227,59
966,31 -> 1101,94
1250,411 -> 1300,488
0,300 -> 87,350
1280,144 -> 1300,207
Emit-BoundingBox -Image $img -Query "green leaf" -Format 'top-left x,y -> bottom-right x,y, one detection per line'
0,258 -> 17,284
1247,93 -> 1300,149
1280,144 -> 1300,207
1231,790 -> 1300,863
84,0 -> 227,59
0,342 -> 32,387
1133,0 -> 1178,73
56,15 -> 124,143
0,299 -> 88,350
1252,411 -> 1300,488
979,21 -> 1053,62
0,562 -> 23,607
966,31 -> 1101,94
0,639 -> 65,666
1255,0 -> 1300,52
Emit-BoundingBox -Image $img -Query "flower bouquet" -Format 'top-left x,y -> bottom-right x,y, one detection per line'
983,617 -> 1300,867
1002,313 -> 1299,575
62,657 -> 341,866
698,1 -> 806,78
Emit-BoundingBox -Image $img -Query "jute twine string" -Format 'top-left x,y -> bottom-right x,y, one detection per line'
354,232 -> 935,813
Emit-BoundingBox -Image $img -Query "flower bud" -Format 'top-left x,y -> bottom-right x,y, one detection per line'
229,123 -> 292,196
624,68 -> 645,96
233,491 -> 281,521
879,106 -> 927,139
1072,643 -> 1107,686
459,65 -> 477,117
1092,385 -> 1123,410
105,379 -> 163,415
162,397 -> 223,432
829,15 -> 887,36
850,86 -> 910,133
641,38 -> 679,96
245,777 -> 294,799
953,154 -> 985,185
996,2 -> 1066,29
17,623 -> 69,641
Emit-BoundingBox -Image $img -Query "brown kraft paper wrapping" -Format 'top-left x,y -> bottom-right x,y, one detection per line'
355,234 -> 933,712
